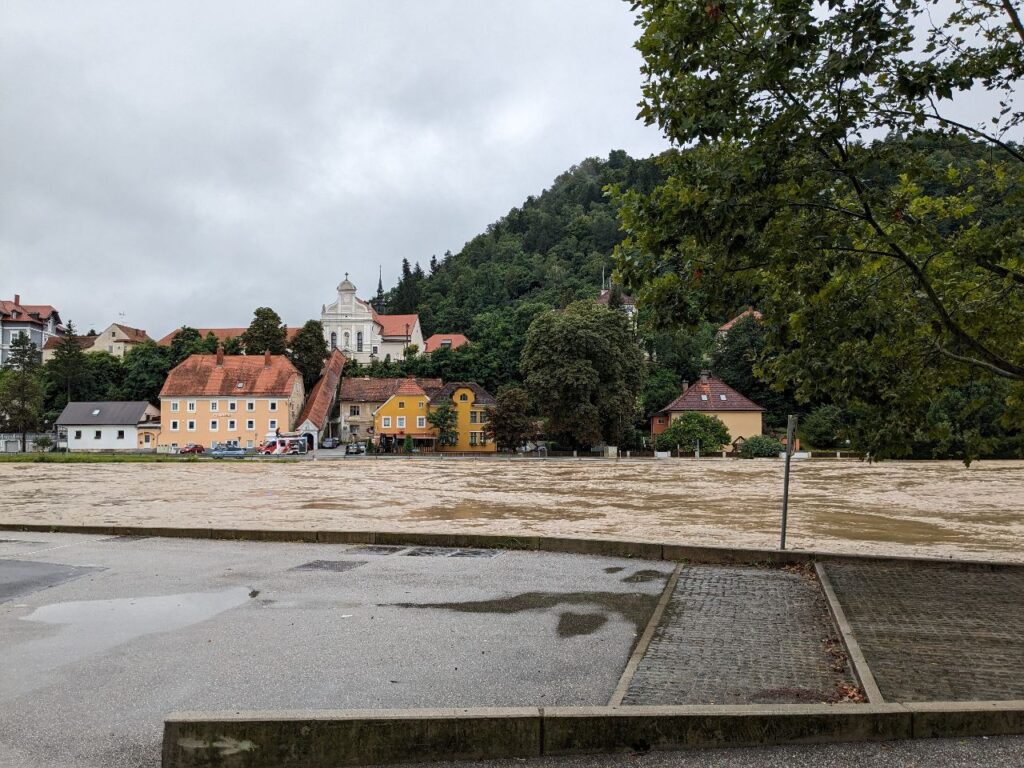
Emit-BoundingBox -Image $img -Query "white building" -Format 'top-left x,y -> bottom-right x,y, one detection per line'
320,275 -> 424,364
56,401 -> 160,452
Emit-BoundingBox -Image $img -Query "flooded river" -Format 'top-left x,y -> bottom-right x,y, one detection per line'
1,458 -> 1022,562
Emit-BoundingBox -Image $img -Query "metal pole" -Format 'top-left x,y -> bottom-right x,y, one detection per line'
781,414 -> 797,550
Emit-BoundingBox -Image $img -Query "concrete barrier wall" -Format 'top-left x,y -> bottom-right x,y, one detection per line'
161,703 -> 1024,768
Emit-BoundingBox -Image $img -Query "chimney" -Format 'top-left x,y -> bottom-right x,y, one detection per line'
14,294 -> 20,305
264,349 -> 272,367
216,346 -> 225,367
681,380 -> 689,392
700,370 -> 710,384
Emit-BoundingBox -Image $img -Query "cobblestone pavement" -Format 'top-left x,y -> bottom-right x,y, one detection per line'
824,561 -> 1024,702
623,565 -> 854,705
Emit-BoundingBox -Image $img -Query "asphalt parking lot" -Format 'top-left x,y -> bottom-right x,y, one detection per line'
0,532 -> 670,768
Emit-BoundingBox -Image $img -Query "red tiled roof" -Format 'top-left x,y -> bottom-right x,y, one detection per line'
112,324 -> 151,343
157,326 -> 301,345
424,333 -> 469,353
596,289 -> 635,306
372,311 -> 419,339
0,300 -> 59,326
395,377 -> 427,397
296,350 -> 347,431
339,377 -> 443,403
658,374 -> 764,413
42,335 -> 93,351
718,308 -> 764,333
160,354 -> 301,398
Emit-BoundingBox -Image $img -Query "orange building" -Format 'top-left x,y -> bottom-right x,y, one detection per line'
157,349 -> 304,452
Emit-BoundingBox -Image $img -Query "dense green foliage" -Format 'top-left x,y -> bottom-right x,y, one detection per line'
520,301 -> 644,447
427,401 -> 458,446
240,307 -> 288,355
655,412 -> 731,453
485,386 -> 535,452
288,320 -> 329,392
0,334 -> 44,449
739,435 -> 784,459
616,0 -> 1024,461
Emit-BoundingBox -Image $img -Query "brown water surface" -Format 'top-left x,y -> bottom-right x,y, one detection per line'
1,458 -> 1022,562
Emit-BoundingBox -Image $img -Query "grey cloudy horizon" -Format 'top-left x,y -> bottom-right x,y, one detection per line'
1,0 -> 668,337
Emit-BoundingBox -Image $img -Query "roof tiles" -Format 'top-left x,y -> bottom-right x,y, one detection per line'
160,354 -> 301,398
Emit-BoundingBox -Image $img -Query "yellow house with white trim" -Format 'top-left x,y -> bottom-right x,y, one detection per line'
371,379 -> 496,453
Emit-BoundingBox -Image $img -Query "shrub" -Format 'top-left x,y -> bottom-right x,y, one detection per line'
801,405 -> 844,449
740,434 -> 784,458
655,412 -> 731,452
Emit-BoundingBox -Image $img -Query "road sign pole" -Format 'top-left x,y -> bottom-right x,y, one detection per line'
781,414 -> 797,550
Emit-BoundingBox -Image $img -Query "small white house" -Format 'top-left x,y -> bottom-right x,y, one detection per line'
56,401 -> 160,452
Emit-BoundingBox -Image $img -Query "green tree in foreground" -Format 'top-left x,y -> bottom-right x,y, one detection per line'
427,401 -> 459,447
655,413 -> 731,453
616,0 -> 1024,460
241,307 -> 287,355
288,320 -> 329,391
486,386 -> 534,451
47,321 -> 89,406
0,334 -> 44,451
521,301 -> 644,447
739,435 -> 784,459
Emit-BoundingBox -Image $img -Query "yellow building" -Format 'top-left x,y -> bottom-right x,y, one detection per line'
371,379 -> 496,453
157,349 -> 304,452
651,371 -> 764,447
42,322 -> 152,362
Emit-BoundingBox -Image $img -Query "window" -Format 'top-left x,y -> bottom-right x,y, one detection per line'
269,419 -> 278,430
417,416 -> 426,428
228,401 -> 237,412
349,405 -> 360,416
144,433 -> 151,444
94,430 -> 102,440
187,420 -> 196,432
117,430 -> 125,440
481,433 -> 488,445
210,420 -> 219,431
210,401 -> 219,412
246,401 -> 255,411
91,408 -> 101,416
397,416 -> 406,428
171,443 -> 178,451
170,401 -> 179,412
469,432 -> 478,446
719,394 -> 727,401
228,419 -> 236,431
357,331 -> 363,352
187,401 -> 196,412
398,401 -> 405,409
470,411 -> 478,424
330,332 -> 337,349
480,411 -> 489,424
74,430 -> 82,440
701,394 -> 708,401
246,440 -> 254,448
372,345 -> 379,355
170,420 -> 179,431
460,393 -> 468,401
382,416 -> 392,428
246,419 -> 255,430
441,339 -> 452,349
269,401 -> 277,412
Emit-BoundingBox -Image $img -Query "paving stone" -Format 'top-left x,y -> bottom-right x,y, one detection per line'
623,565 -> 853,705
823,561 -> 1024,702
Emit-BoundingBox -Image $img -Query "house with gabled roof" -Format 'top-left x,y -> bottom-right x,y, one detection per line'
56,401 -> 160,452
156,349 -> 304,452
424,333 -> 469,353
338,376 -> 442,444
43,322 -> 152,362
428,382 -> 497,452
1,294 -> 63,365
717,307 -> 764,335
652,371 -> 765,447
294,349 -> 347,449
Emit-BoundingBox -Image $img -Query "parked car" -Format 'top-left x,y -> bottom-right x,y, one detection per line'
178,444 -> 205,455
320,437 -> 339,449
209,443 -> 247,459
345,441 -> 366,455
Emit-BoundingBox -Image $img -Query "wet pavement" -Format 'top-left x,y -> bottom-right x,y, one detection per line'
0,532 -> 671,768
2,458 -> 1023,562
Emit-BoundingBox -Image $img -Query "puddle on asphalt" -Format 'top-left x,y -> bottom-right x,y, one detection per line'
622,569 -> 668,583
604,567 -> 624,574
391,591 -> 657,635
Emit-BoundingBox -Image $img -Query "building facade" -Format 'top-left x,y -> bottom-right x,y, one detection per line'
652,371 -> 765,447
56,401 -> 161,452
320,276 -> 424,364
0,294 -> 63,365
42,323 -> 151,362
428,382 -> 496,452
370,379 -> 497,453
338,376 -> 442,444
157,349 -> 304,452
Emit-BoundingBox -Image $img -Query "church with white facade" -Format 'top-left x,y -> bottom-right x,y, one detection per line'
320,275 -> 424,364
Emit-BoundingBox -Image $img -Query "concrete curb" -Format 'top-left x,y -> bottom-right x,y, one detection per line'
161,702 -> 1024,767
2,523 -> 1022,570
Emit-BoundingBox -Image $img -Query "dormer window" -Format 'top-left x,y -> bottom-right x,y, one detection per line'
701,394 -> 708,401
720,394 -> 727,401
91,409 -> 100,416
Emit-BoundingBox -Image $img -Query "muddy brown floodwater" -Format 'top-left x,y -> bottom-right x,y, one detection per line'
1,458 -> 1022,562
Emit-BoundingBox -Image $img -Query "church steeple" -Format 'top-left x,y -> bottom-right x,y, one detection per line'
374,266 -> 386,313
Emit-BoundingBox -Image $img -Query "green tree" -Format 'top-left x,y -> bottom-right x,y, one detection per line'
485,386 -> 534,452
0,333 -> 44,451
119,342 -> 171,404
617,1 -> 1024,459
168,326 -> 204,365
47,321 -> 90,406
739,435 -> 784,459
641,365 -> 680,423
655,412 -> 731,453
240,307 -> 287,355
427,401 -> 459,447
521,301 -> 644,447
288,320 -> 329,391
222,336 -> 243,355
801,406 -> 846,451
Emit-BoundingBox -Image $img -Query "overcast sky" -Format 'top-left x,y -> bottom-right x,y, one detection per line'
0,0 -> 668,336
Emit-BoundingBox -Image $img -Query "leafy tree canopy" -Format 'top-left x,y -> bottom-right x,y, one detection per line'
655,412 -> 732,453
427,401 -> 459,446
241,307 -> 287,355
485,386 -> 535,452
288,320 -> 329,392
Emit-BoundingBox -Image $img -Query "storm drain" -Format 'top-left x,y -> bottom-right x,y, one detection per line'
291,560 -> 368,573
404,547 -> 500,558
346,545 -> 408,555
